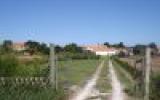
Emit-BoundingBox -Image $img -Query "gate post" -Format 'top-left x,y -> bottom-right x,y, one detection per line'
49,43 -> 56,89
144,47 -> 151,100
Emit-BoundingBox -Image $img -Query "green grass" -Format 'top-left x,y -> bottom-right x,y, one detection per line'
112,61 -> 133,89
0,85 -> 65,100
0,54 -> 49,77
0,58 -> 101,100
112,59 -> 143,100
58,59 -> 101,87
96,58 -> 112,93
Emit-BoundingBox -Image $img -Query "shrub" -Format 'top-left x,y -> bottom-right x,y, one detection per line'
57,52 -> 99,60
0,54 -> 19,76
150,74 -> 160,100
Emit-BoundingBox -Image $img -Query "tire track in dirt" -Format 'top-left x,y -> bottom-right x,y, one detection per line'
70,60 -> 104,100
108,60 -> 124,100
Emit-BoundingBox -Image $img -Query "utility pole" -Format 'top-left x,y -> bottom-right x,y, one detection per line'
144,47 -> 151,100
49,43 -> 57,89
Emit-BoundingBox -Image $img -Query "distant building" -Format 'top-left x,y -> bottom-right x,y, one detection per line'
82,44 -> 118,56
12,42 -> 26,51
125,47 -> 134,56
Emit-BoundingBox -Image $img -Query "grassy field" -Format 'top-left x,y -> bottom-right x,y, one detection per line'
0,85 -> 65,100
0,59 -> 101,100
58,59 -> 101,88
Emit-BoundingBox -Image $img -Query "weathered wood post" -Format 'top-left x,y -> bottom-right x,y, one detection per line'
144,47 -> 151,100
49,43 -> 56,89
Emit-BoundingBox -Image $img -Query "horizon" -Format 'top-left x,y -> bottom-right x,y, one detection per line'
0,0 -> 160,46
0,39 -> 159,47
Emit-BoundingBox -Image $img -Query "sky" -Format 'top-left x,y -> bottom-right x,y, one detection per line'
0,0 -> 160,45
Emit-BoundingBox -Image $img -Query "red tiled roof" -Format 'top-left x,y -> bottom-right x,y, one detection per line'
13,42 -> 25,46
83,44 -> 117,52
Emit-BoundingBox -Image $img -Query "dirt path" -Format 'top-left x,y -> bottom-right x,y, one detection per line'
70,60 -> 104,100
109,60 -> 124,100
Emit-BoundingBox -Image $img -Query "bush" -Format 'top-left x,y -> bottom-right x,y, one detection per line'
0,85 -> 66,100
57,52 -> 99,60
0,54 -> 49,77
112,56 -> 136,76
150,74 -> 160,100
0,54 -> 19,76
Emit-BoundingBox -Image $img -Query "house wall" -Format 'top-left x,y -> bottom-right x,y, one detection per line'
12,44 -> 26,51
95,51 -> 117,56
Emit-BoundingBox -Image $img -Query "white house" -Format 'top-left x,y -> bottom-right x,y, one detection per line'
82,44 -> 118,56
12,42 -> 26,51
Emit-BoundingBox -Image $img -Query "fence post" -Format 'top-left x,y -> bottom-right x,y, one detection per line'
49,43 -> 56,89
144,47 -> 151,100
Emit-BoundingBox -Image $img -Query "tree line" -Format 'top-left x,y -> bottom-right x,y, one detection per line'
0,40 -> 99,59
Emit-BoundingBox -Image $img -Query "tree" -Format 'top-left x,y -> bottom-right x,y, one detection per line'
149,42 -> 157,49
2,40 -> 13,52
25,40 -> 49,55
25,40 -> 40,55
148,42 -> 158,55
133,44 -> 146,55
119,42 -> 125,48
104,42 -> 110,47
55,45 -> 63,53
64,43 -> 82,53
39,43 -> 49,55
112,42 -> 125,48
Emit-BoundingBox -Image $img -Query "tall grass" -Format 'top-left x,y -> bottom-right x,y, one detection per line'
0,54 -> 66,100
0,54 -> 49,76
0,54 -> 19,76
0,85 -> 66,100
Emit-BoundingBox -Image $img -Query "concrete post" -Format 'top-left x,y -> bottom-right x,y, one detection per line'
49,43 -> 56,88
144,47 -> 151,100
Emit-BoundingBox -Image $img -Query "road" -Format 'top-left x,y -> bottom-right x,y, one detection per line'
70,59 -> 125,100
70,60 -> 104,100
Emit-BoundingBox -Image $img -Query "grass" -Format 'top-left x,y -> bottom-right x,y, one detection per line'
112,58 -> 144,100
0,54 -> 65,100
112,61 -> 134,89
96,57 -> 112,93
0,85 -> 65,100
0,54 -> 49,77
0,55 -> 101,100
58,59 -> 101,87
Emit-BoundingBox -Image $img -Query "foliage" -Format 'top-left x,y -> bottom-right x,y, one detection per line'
1,40 -> 13,53
55,45 -> 63,53
150,74 -> 160,100
104,42 -> 110,47
0,54 -> 19,76
113,57 -> 142,87
133,44 -> 146,55
148,42 -> 157,49
148,42 -> 158,55
57,52 -> 99,60
25,40 -> 49,55
104,42 -> 125,48
112,56 -> 138,77
0,85 -> 66,100
0,54 -> 48,77
38,43 -> 49,55
64,43 -> 82,53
